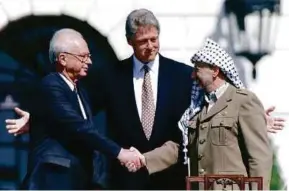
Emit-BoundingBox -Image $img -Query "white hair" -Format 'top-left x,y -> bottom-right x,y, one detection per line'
49,28 -> 83,64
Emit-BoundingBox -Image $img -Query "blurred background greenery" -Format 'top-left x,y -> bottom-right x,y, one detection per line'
270,153 -> 285,190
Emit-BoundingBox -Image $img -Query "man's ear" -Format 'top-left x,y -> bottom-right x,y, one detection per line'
58,53 -> 66,66
212,66 -> 220,78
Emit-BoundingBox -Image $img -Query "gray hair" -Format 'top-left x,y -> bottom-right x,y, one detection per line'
49,28 -> 83,64
125,8 -> 160,40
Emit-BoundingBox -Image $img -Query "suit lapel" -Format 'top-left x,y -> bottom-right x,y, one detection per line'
55,73 -> 87,119
201,85 -> 235,121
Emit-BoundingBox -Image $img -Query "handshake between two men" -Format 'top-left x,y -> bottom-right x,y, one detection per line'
116,140 -> 180,175
117,147 -> 146,172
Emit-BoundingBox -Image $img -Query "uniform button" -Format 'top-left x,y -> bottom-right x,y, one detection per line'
199,169 -> 205,175
198,154 -> 204,160
201,124 -> 207,129
199,139 -> 206,144
220,121 -> 224,125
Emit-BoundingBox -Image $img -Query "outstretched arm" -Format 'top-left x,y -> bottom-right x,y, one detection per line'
124,141 -> 179,174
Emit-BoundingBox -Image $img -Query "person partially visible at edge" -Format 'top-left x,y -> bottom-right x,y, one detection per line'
15,28 -> 143,190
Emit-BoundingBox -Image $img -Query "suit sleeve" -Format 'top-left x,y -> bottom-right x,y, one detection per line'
143,141 -> 179,174
41,80 -> 121,158
238,92 -> 273,190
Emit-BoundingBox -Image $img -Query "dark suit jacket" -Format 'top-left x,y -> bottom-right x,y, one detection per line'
90,54 -> 193,189
23,73 -> 121,189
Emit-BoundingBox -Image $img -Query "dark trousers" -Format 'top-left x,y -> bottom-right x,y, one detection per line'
21,162 -> 89,190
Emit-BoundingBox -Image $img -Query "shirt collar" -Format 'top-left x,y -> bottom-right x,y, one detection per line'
205,82 -> 229,103
133,54 -> 159,74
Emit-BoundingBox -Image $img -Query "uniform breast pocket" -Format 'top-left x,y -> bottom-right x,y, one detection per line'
210,117 -> 235,146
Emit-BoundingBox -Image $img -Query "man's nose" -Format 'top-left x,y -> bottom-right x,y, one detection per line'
147,40 -> 153,49
86,57 -> 92,64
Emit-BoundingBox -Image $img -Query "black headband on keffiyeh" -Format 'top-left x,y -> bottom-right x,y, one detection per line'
178,38 -> 245,164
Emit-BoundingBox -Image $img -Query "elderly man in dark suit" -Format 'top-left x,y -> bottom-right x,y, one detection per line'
15,28 -> 142,190
90,9 -> 193,189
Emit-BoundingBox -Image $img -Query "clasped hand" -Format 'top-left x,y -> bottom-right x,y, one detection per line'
117,147 -> 146,172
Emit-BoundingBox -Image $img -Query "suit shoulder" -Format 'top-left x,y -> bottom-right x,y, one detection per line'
41,73 -> 62,86
162,56 -> 193,71
236,88 -> 257,99
235,88 -> 264,108
234,88 -> 250,104
161,56 -> 193,82
236,88 -> 249,96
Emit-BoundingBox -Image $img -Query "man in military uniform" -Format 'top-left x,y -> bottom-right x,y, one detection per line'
180,38 -> 273,190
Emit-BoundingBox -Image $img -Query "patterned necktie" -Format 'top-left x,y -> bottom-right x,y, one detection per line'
141,65 -> 155,140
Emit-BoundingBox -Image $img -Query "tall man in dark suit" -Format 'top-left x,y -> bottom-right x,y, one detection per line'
17,28 -> 142,190
94,9 -> 193,189
6,9 -> 285,190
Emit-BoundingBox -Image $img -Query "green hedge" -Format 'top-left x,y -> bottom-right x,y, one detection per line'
270,154 -> 285,190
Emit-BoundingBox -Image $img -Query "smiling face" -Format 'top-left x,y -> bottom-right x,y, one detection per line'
128,25 -> 159,63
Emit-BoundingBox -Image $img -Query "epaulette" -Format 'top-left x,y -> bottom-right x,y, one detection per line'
236,89 -> 248,95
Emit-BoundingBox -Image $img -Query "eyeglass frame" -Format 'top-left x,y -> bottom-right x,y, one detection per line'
62,52 -> 92,63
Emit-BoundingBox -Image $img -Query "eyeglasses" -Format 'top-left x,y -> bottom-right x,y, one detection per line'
63,52 -> 92,62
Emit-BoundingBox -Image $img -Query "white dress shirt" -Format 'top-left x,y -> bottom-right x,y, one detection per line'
133,54 -> 159,119
59,73 -> 87,120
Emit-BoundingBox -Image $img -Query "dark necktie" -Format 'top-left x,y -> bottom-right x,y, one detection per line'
73,84 -> 87,119
141,65 -> 155,140
73,84 -> 78,95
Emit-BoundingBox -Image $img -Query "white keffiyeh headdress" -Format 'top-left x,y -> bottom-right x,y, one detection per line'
178,38 -> 245,164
